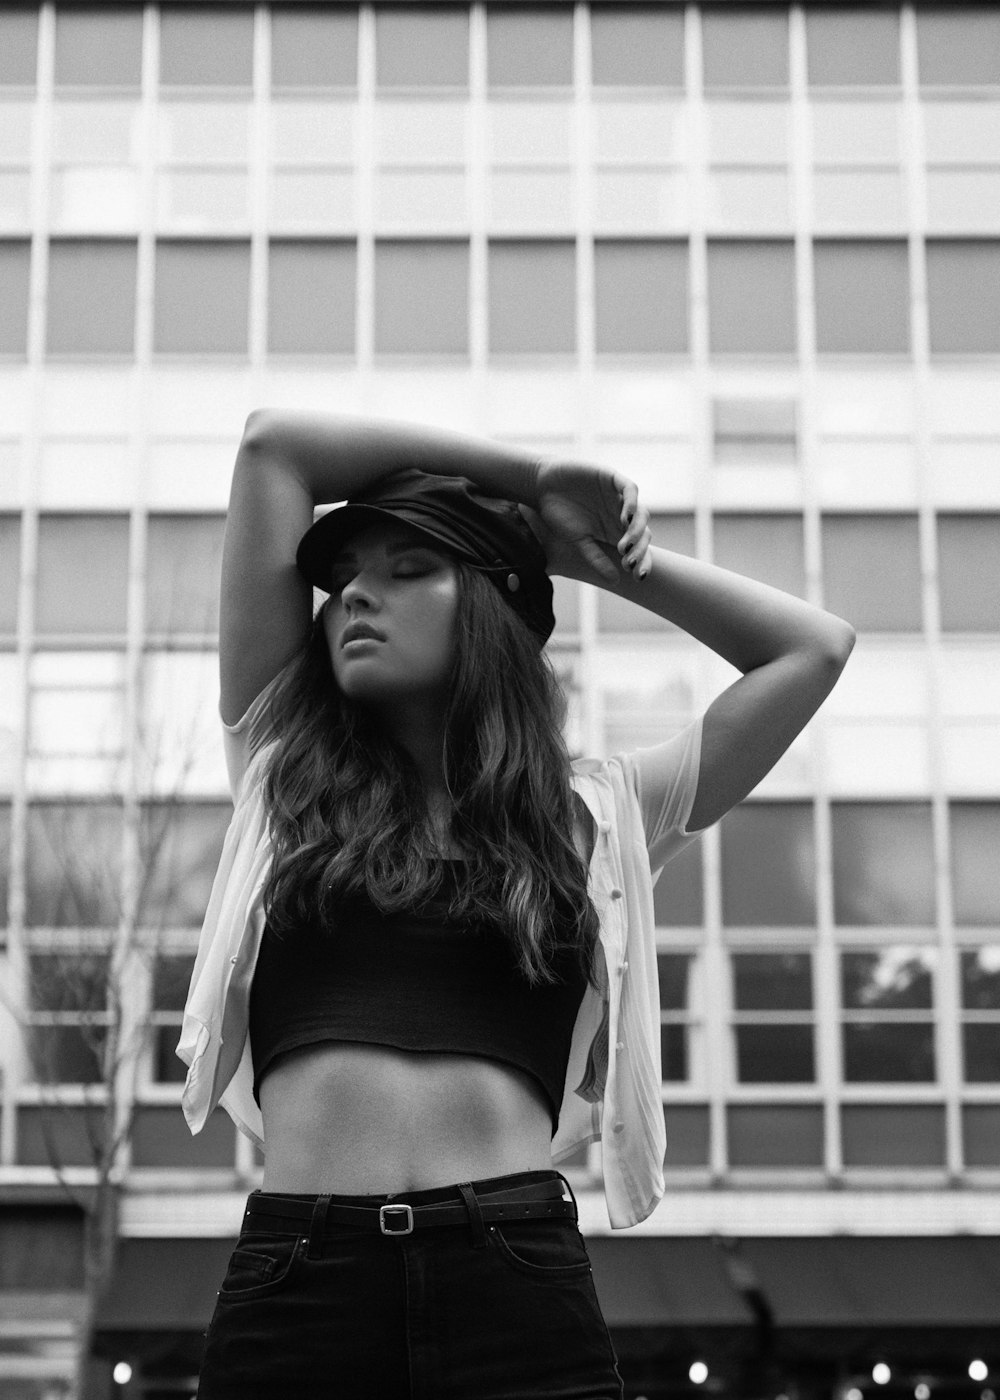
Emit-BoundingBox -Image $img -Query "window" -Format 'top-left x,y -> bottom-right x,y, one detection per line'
50,101 -> 142,232
150,953 -> 195,1083
960,947 -> 1000,1083
937,514 -> 1000,631
375,7 -> 468,89
597,512 -> 694,633
727,1105 -> 824,1168
831,802 -> 935,926
810,103 -> 904,231
805,8 -> 900,87
139,801 -> 230,927
25,802 -> 123,926
813,241 -> 910,354
706,240 -> 796,354
916,7 -> 1000,88
594,240 -> 687,354
0,800 -> 9,926
35,514 -> 130,638
374,239 -> 468,354
54,7 -> 143,88
158,7 -> 254,88
0,6 -> 38,87
268,239 -> 356,355
841,1103 -> 945,1166
926,241 -> 1000,354
821,514 -> 922,632
712,399 -> 797,467
701,7 -> 789,90
271,6 -> 358,89
27,651 -> 126,793
45,239 -> 136,355
923,109 -> 1000,235
145,514 -> 225,638
950,804 -> 1000,926
840,947 -> 936,1082
268,102 -> 356,232
658,951 -> 695,1082
153,240 -> 250,354
590,5 -> 684,88
488,240 -> 575,354
731,951 -> 815,1083
712,514 -> 806,599
486,7 -> 573,89
0,513 -> 18,635
720,803 -> 815,926
27,950 -> 110,1084
155,101 -> 250,231
706,101 -> 791,229
596,641 -> 700,752
653,840 -> 703,928
0,239 -> 30,355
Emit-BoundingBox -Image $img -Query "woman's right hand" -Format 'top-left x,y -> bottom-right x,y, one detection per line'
527,460 -> 652,585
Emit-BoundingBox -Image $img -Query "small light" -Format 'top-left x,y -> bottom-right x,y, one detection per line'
915,1384 -> 931,1399
112,1362 -> 132,1385
981,1389 -> 995,1400
689,1361 -> 709,1385
970,1363 -> 989,1383
873,1364 -> 892,1386
846,1388 -> 864,1400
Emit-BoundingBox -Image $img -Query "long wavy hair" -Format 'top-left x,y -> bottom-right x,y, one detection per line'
255,562 -> 601,992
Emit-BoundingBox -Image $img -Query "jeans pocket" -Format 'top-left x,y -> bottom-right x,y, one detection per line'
488,1219 -> 593,1280
217,1232 -> 305,1303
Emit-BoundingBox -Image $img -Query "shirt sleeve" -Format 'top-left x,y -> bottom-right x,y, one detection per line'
220,666 -> 290,802
618,714 -> 704,872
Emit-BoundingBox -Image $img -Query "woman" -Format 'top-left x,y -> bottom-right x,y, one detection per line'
179,409 -> 855,1400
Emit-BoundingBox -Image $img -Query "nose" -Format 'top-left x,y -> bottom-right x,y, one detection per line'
339,568 -> 380,613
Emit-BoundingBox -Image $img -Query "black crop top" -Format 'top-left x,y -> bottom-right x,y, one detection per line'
248,864 -> 589,1136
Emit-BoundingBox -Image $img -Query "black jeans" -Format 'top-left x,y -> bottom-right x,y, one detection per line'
196,1168 -> 625,1400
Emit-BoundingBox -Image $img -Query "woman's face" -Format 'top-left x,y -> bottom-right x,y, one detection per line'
323,520 -> 460,707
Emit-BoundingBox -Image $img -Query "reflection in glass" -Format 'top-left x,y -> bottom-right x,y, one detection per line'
961,947 -> 1000,1010
951,805 -> 1000,924
139,802 -> 231,926
721,804 -> 815,926
26,802 -> 123,926
841,948 -> 935,1010
831,802 -> 935,925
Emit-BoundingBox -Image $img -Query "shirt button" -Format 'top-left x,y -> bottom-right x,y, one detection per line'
613,1121 -> 625,1133
610,888 -> 623,900
619,960 -> 629,973
598,820 -> 611,835
230,955 -> 237,964
615,1041 -> 625,1052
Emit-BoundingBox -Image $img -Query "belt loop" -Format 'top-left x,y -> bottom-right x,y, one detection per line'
554,1171 -> 579,1224
306,1194 -> 332,1260
456,1182 -> 488,1249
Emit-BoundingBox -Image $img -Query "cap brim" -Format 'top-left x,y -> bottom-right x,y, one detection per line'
296,504 -> 466,592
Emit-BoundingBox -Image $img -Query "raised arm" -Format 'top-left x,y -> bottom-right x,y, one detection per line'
526,490 -> 856,833
221,411 -> 649,724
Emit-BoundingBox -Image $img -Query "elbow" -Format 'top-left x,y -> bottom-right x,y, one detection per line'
826,617 -> 857,669
242,407 -> 275,448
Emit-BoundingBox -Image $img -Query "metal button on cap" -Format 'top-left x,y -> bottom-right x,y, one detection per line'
506,572 -> 520,592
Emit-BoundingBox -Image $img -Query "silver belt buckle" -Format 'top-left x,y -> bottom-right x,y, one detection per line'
379,1203 -> 414,1236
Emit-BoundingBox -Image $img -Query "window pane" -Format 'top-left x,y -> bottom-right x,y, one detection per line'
713,398 -> 797,467
842,1023 -> 936,1082
841,948 -> 935,1010
831,803 -> 935,925
661,1023 -> 688,1081
917,7 -> 1000,88
154,1025 -> 188,1083
154,240 -> 250,354
487,8 -> 573,88
159,7 -> 254,88
26,802 -> 123,925
814,241 -> 910,354
29,951 -> 109,1013
598,513 -> 694,632
29,1024 -> 107,1084
153,952 -> 196,1011
713,514 -> 805,598
952,807 -> 1000,925
926,241 -> 1000,354
805,8 -> 900,87
0,239 -> 30,354
268,239 -> 356,354
36,514 -> 129,636
139,801 -> 230,925
821,514 -> 922,632
657,951 -> 692,1010
0,6 -> 38,86
707,240 -> 796,354
488,240 -> 575,354
721,803 -> 816,926
961,947 -> 1000,1010
963,1025 -> 1000,1082
937,514 -> 1000,631
841,1103 -> 945,1164
735,1025 -> 815,1083
145,514 -> 224,636
376,7 -> 468,88
374,240 -> 468,354
54,7 -> 142,87
594,240 -> 687,354
0,514 -> 19,633
733,952 -> 813,1010
271,7 -> 358,89
728,1104 -> 824,1166
0,802 -> 9,923
590,5 -> 684,87
702,8 -> 789,90
46,239 -> 136,354
653,839 -> 703,926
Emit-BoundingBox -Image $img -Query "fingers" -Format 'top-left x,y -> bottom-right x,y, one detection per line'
620,524 -> 652,580
616,481 -> 651,580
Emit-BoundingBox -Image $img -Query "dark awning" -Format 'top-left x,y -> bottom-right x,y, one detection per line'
97,1239 -> 234,1329
587,1238 -> 755,1327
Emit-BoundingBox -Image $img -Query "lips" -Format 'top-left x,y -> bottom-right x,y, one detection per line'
341,621 -> 386,648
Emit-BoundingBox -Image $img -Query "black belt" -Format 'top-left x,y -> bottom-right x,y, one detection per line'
243,1180 -> 577,1238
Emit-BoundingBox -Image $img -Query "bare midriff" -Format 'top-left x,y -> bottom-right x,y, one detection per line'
258,1040 -> 555,1194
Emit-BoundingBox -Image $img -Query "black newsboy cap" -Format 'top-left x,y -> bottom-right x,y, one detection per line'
295,469 -> 556,644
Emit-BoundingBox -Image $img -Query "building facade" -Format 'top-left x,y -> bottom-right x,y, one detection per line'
0,1 -> 998,1396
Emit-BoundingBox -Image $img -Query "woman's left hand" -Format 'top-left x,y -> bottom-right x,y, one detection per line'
521,460 -> 652,585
